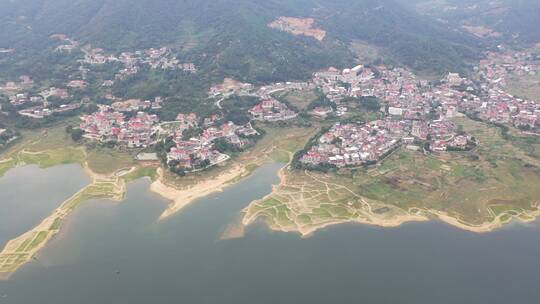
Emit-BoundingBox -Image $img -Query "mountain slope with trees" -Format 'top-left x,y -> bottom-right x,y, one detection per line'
0,0 -> 483,82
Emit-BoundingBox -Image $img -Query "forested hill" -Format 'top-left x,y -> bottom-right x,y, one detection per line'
0,0 -> 482,81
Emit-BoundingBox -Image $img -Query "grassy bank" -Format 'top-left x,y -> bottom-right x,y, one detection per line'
244,117 -> 540,235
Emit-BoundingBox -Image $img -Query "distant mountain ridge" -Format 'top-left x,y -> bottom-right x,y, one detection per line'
401,0 -> 540,44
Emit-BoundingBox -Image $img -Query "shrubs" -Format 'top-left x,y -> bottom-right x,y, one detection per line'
65,125 -> 84,142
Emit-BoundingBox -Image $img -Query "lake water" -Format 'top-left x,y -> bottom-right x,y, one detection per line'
0,164 -> 90,246
1,163 -> 540,304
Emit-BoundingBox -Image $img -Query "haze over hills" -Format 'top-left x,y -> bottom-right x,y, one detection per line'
401,0 -> 540,43
1,0 -> 483,81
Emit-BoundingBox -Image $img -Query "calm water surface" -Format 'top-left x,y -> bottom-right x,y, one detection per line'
1,163 -> 540,304
0,164 -> 90,246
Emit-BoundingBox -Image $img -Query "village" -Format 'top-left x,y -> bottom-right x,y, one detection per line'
79,106 -> 160,148
467,49 -> 540,133
0,75 -> 85,119
0,33 -> 302,174
1,39 -> 538,173
300,118 -> 473,168
52,34 -> 197,82
295,47 -> 539,168
1,33 -> 198,120
301,120 -> 403,167
312,49 -> 539,132
165,113 -> 259,172
79,103 -> 262,173
0,33 -> 199,121
209,77 -> 312,121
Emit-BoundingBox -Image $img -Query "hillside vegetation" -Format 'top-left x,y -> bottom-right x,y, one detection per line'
0,0 -> 482,82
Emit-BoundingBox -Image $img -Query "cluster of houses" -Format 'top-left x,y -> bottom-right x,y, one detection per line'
142,47 -> 197,71
0,65 -> 88,120
3,36 -> 188,121
70,72 -> 303,173
466,50 -> 540,133
52,34 -> 197,84
209,78 -> 255,98
79,106 -> 159,148
311,50 -> 539,134
412,119 -> 472,152
78,102 -> 262,172
301,121 -> 403,167
254,81 -> 314,99
110,97 -> 163,112
166,113 -> 259,172
201,49 -> 538,170
5,33 -> 538,175
3,83 -> 83,119
249,99 -> 298,122
298,63 -> 493,168
301,118 -> 473,168
208,79 -> 304,123
18,102 -> 82,119
167,144 -> 229,171
51,34 -> 80,53
208,77 -> 311,112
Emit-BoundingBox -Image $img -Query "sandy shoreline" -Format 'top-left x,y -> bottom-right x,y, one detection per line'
241,166 -> 540,237
151,165 -> 248,220
432,209 -> 540,233
242,203 -> 429,238
243,204 -> 540,237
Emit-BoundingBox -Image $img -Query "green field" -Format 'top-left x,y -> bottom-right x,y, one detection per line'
507,73 -> 540,102
272,90 -> 319,111
86,148 -> 136,175
122,166 -> 158,183
0,124 -> 141,176
0,159 -> 16,177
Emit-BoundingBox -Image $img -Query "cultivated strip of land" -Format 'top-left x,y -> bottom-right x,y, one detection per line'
243,118 -> 540,236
